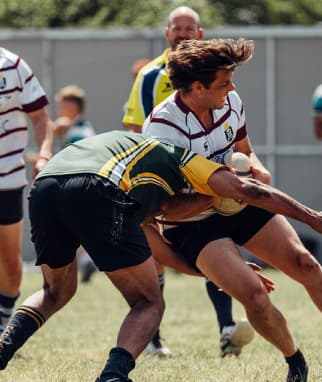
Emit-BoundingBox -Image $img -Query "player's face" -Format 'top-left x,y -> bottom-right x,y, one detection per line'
200,69 -> 236,110
165,15 -> 203,50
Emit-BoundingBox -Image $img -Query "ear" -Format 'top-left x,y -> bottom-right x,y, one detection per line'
198,28 -> 204,40
192,81 -> 204,93
165,27 -> 169,40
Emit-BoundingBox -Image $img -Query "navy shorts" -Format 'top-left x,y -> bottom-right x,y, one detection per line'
163,205 -> 274,270
0,187 -> 24,224
28,174 -> 151,271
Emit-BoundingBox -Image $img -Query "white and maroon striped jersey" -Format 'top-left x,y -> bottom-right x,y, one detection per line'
143,90 -> 247,165
0,47 -> 49,190
143,89 -> 248,223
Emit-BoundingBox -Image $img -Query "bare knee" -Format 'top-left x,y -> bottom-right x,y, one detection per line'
145,293 -> 165,317
244,284 -> 271,316
43,281 -> 77,310
134,293 -> 165,324
0,251 -> 21,272
293,247 -> 322,284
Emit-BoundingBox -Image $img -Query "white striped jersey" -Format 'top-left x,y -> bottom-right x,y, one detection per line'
143,89 -> 248,222
142,90 -> 247,165
0,47 -> 49,190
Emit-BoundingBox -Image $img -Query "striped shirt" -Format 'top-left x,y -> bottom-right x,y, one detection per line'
143,90 -> 248,220
0,47 -> 49,190
122,49 -> 173,127
38,130 -> 223,222
143,91 -> 247,165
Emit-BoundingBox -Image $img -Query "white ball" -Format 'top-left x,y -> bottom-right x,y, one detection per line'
212,152 -> 251,215
224,152 -> 251,176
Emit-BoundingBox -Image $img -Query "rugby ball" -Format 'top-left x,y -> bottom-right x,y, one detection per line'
224,152 -> 251,177
212,152 -> 251,215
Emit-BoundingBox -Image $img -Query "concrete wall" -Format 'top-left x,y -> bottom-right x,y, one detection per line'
1,26 -> 322,261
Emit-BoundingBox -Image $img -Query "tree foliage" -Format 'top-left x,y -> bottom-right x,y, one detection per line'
0,0 -> 321,29
207,0 -> 322,25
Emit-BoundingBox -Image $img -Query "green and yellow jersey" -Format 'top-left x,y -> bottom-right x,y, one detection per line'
38,130 -> 223,221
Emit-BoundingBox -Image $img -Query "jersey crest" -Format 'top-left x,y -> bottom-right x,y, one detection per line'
224,122 -> 234,142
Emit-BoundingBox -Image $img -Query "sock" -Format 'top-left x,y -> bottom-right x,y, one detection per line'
0,292 -> 20,332
0,305 -> 45,370
285,348 -> 308,374
205,279 -> 234,332
99,347 -> 135,381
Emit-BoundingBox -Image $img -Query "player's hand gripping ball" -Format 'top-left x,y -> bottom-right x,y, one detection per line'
212,152 -> 251,216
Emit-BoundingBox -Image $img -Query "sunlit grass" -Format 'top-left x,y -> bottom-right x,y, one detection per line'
2,268 -> 322,381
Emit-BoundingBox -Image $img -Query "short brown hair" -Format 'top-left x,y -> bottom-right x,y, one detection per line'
168,38 -> 254,93
55,84 -> 87,113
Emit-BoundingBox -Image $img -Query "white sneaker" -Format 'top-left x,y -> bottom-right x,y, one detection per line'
144,337 -> 172,357
220,319 -> 254,357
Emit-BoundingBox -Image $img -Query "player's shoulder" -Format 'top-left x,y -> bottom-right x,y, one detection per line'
138,49 -> 168,77
0,47 -> 19,68
228,90 -> 242,103
149,49 -> 169,67
227,90 -> 244,111
152,93 -> 182,117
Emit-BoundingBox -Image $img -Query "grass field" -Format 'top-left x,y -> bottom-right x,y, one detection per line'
2,267 -> 322,382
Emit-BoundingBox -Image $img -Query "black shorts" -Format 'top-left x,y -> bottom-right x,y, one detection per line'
28,174 -> 151,271
0,187 -> 24,224
163,205 -> 274,270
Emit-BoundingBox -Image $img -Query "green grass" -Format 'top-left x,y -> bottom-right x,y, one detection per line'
2,268 -> 322,381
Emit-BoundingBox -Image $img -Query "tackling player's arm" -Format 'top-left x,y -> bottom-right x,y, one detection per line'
207,168 -> 322,233
141,225 -> 203,277
179,151 -> 322,233
160,193 -> 217,221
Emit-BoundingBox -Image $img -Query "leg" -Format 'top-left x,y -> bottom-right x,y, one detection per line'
143,224 -> 206,357
204,279 -> 234,331
0,221 -> 23,333
0,259 -> 78,370
196,238 -> 298,356
96,256 -> 164,381
144,259 -> 172,357
204,278 -> 254,357
196,238 -> 308,381
0,222 -> 23,295
243,215 -> 322,311
78,246 -> 97,283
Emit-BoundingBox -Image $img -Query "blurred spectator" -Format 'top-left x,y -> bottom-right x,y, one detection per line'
54,84 -> 97,283
312,83 -> 322,140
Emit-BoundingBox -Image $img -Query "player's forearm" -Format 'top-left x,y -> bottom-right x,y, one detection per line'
161,193 -> 216,221
208,170 -> 322,233
36,121 -> 54,159
142,225 -> 203,277
30,110 -> 54,159
237,179 -> 322,233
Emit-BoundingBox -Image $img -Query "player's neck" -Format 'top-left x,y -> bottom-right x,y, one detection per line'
180,94 -> 212,128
